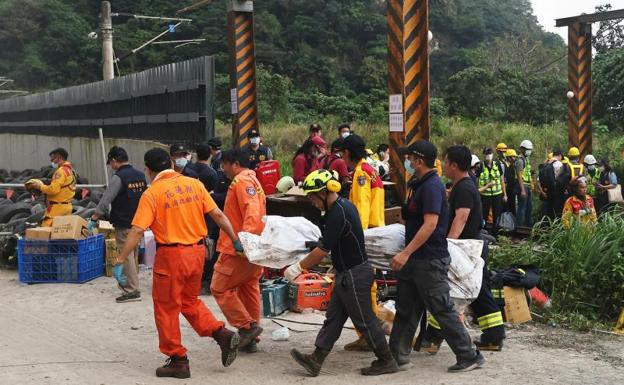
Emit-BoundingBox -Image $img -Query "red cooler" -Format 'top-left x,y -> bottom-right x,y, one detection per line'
255,160 -> 281,195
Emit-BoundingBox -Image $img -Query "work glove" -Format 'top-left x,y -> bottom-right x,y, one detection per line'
24,179 -> 43,192
284,262 -> 303,282
233,239 -> 245,256
113,264 -> 128,287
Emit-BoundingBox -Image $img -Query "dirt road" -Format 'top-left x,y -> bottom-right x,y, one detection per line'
0,269 -> 621,385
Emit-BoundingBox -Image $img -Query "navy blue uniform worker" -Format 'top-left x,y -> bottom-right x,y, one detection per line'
245,129 -> 273,170
284,170 -> 399,377
389,140 -> 485,373
170,144 -> 199,179
92,146 -> 147,303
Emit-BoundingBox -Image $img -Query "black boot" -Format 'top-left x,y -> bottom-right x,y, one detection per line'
290,347 -> 330,377
361,348 -> 399,376
213,327 -> 240,367
238,322 -> 264,349
155,355 -> 190,378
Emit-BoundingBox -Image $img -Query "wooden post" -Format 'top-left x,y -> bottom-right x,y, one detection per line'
568,22 -> 592,156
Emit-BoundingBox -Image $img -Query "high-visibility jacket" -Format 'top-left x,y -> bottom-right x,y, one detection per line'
40,161 -> 77,203
479,162 -> 504,196
349,160 -> 385,229
586,169 -> 601,196
519,156 -> 532,185
570,162 -> 585,179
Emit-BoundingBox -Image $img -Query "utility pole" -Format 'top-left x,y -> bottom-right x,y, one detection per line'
100,1 -> 114,80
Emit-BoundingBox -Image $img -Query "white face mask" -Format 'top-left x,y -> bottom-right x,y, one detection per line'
250,137 -> 261,145
485,154 -> 494,162
51,162 -> 58,169
587,165 -> 596,171
186,154 -> 192,161
525,150 -> 532,157
175,158 -> 189,169
404,159 -> 415,174
341,132 -> 350,139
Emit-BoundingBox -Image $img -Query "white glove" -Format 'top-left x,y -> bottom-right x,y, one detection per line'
284,263 -> 303,282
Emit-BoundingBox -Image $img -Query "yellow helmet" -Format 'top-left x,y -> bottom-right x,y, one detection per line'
496,143 -> 508,151
568,147 -> 580,157
547,152 -> 553,161
505,149 -> 518,157
302,169 -> 341,195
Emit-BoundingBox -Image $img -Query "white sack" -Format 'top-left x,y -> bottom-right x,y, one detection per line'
238,215 -> 322,269
364,224 -> 405,270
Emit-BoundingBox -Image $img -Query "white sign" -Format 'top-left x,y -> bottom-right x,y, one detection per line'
389,113 -> 404,132
230,88 -> 238,114
389,94 -> 403,114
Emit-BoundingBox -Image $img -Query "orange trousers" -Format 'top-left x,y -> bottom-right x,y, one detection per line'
153,244 -> 225,357
211,253 -> 263,329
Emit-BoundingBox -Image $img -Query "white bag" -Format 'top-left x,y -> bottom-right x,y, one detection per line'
238,216 -> 322,269
608,184 -> 624,203
364,224 -> 405,269
447,239 -> 484,301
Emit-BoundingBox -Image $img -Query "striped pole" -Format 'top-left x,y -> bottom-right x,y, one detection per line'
387,0 -> 430,202
568,22 -> 592,156
228,1 -> 258,148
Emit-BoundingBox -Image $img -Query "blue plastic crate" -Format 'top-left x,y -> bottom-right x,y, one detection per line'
18,234 -> 105,284
261,279 -> 289,317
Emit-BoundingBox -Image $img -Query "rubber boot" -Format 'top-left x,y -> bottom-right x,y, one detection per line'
361,348 -> 399,376
290,347 -> 330,377
213,327 -> 240,367
156,355 -> 191,379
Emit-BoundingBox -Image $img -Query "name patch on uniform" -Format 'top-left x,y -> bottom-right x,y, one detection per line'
357,175 -> 366,186
246,186 -> 256,196
259,155 -> 266,161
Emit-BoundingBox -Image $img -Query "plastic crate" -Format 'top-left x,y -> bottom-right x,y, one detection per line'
261,279 -> 289,317
18,234 -> 105,284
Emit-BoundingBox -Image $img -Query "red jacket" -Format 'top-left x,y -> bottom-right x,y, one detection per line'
292,154 -> 320,184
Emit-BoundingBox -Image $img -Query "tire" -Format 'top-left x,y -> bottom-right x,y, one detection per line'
78,208 -> 96,220
0,203 -> 32,223
25,211 -> 44,224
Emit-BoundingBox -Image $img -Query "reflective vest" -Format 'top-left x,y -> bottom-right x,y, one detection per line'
479,163 -> 503,196
586,169 -> 601,196
520,156 -> 532,185
570,163 -> 585,179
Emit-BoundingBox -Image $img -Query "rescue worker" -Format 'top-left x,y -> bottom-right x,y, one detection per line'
337,123 -> 351,140
478,148 -> 507,236
568,147 -> 585,179
562,177 -> 597,228
504,149 -> 518,214
246,129 -> 273,170
419,145 -> 505,354
211,149 -> 266,354
496,143 -> 508,177
390,140 -> 484,373
285,170 -> 399,377
583,154 -> 599,198
26,148 -> 76,227
320,138 -> 350,186
309,123 -> 323,139
91,146 -> 147,303
116,148 -> 242,378
341,134 -> 385,351
207,137 -> 223,171
469,155 -> 481,187
515,140 -> 534,227
170,144 -> 199,179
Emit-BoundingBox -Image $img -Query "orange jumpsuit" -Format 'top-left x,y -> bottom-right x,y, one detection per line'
132,170 -> 225,357
211,169 -> 266,329
40,161 -> 76,226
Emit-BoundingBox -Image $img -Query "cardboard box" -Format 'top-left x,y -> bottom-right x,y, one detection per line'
105,239 -> 119,277
25,227 -> 53,241
51,215 -> 89,240
503,286 -> 532,324
94,220 -> 115,239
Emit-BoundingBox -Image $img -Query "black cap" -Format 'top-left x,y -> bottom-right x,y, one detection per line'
552,148 -> 563,156
107,146 -> 128,164
248,129 -> 260,138
397,140 -> 437,161
342,134 -> 366,152
170,143 -> 189,156
331,137 -> 345,151
483,147 -> 494,155
145,148 -> 172,172
207,137 -> 222,149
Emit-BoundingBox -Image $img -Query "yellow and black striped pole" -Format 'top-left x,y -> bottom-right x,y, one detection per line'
568,22 -> 592,157
228,0 -> 258,148
387,0 -> 430,202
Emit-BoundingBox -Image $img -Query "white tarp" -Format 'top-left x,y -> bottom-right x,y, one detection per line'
238,216 -> 322,269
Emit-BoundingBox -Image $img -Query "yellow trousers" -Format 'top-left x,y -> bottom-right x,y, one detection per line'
356,280 -> 379,338
41,203 -> 72,227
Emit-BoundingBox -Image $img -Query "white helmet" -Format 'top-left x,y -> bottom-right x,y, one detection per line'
520,140 -> 534,150
276,176 -> 295,193
471,154 -> 481,167
583,154 -> 597,165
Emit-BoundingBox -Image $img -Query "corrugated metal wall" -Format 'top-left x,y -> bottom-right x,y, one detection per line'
0,56 -> 215,143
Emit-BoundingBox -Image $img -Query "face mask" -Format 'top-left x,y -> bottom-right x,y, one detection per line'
525,150 -> 532,157
175,158 -> 189,169
378,151 -> 385,159
250,137 -> 261,145
51,162 -> 58,169
485,154 -> 494,162
599,166 -> 606,173
404,159 -> 415,174
186,154 -> 192,161
341,132 -> 350,139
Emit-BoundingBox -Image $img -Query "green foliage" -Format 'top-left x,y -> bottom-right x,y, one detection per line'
491,215 -> 624,327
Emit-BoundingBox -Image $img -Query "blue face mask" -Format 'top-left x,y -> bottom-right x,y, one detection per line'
51,162 -> 58,169
404,159 -> 415,174
175,158 -> 189,169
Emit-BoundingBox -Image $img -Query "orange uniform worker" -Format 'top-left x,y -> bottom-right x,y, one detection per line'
117,148 -> 241,379
211,148 -> 267,353
25,148 -> 77,227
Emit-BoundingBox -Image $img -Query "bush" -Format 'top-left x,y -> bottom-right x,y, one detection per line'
491,214 -> 624,326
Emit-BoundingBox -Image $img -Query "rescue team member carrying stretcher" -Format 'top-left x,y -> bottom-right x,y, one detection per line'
211,149 -> 266,353
284,169 -> 399,377
25,148 -> 77,227
116,148 -> 242,379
